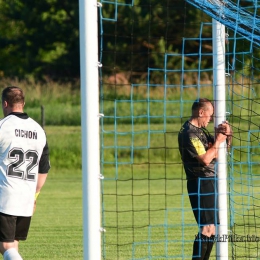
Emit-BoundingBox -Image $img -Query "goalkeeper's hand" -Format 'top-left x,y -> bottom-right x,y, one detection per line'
217,121 -> 232,136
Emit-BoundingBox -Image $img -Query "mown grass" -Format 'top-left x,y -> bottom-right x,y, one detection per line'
0,79 -> 258,259
17,126 -> 83,259
20,123 -> 260,259
100,122 -> 260,260
20,169 -> 83,259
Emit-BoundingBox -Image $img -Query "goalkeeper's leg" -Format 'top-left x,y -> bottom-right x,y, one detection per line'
192,224 -> 216,260
192,233 -> 208,260
203,235 -> 215,260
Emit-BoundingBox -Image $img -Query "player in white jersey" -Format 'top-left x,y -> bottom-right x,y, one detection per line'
0,86 -> 50,260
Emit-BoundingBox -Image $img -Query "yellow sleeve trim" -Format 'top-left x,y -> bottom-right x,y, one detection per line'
190,137 -> 206,156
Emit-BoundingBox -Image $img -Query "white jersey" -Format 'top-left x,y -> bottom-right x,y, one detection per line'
0,113 -> 49,216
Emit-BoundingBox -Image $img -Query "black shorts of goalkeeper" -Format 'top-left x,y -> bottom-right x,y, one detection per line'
187,177 -> 219,226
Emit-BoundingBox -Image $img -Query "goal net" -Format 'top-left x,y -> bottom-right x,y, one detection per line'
99,0 -> 260,259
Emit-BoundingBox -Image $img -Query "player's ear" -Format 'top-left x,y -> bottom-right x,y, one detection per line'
198,108 -> 204,117
2,101 -> 8,108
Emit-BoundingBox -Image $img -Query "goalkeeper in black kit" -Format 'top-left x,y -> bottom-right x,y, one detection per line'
178,98 -> 232,260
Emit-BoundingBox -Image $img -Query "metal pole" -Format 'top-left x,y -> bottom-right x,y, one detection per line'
212,18 -> 228,260
79,0 -> 101,259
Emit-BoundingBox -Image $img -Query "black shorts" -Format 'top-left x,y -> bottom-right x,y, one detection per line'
0,212 -> 31,242
187,177 -> 219,226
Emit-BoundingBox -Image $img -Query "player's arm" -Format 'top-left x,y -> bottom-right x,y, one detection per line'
226,135 -> 232,149
34,141 -> 50,213
196,137 -> 225,166
216,120 -> 233,149
36,173 -> 48,194
35,141 -> 50,198
195,131 -> 227,166
34,173 -> 47,214
34,173 -> 48,214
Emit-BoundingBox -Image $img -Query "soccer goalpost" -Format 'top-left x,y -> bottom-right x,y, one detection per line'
79,0 -> 101,259
212,18 -> 228,259
81,0 -> 260,259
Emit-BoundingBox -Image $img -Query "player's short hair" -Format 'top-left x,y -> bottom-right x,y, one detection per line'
1,86 -> 25,107
191,98 -> 212,115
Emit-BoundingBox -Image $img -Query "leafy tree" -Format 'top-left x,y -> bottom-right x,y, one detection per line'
0,0 -> 213,81
0,0 -> 79,80
100,0 -> 212,84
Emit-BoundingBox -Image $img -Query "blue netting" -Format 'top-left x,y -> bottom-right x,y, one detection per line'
99,1 -> 260,259
186,0 -> 260,46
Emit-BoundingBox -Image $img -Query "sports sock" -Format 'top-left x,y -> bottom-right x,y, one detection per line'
3,248 -> 23,260
203,235 -> 215,260
192,233 -> 208,260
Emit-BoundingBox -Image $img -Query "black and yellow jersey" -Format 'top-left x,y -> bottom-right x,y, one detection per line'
178,121 -> 215,179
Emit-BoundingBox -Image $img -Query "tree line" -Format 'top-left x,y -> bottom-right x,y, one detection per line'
0,0 -> 79,81
0,0 -> 252,82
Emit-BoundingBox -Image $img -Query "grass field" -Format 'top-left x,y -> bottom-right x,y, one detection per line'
26,123 -> 260,260
20,170 -> 83,259
16,126 -> 83,259
100,122 -> 260,260
15,125 -> 196,259
1,78 -> 257,259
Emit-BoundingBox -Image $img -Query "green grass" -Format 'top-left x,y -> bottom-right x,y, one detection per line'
100,124 -> 260,259
45,126 -> 82,170
17,127 -> 83,259
101,167 -> 196,260
0,78 -> 258,259
19,169 -> 83,259
18,124 -> 260,259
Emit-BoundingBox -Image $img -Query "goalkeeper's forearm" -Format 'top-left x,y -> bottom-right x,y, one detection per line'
226,135 -> 232,149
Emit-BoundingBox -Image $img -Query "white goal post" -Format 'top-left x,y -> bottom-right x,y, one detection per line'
212,18 -> 228,260
79,0 -> 101,259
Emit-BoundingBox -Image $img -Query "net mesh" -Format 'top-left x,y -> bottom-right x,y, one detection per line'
99,0 -> 260,259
